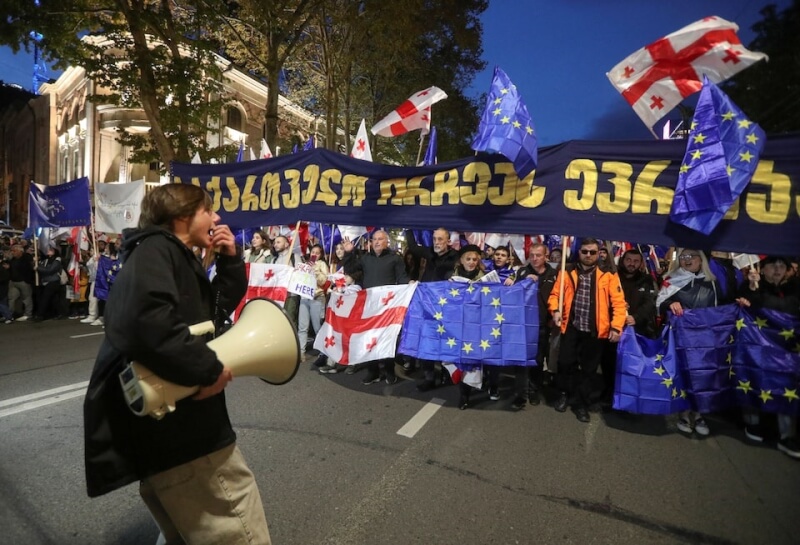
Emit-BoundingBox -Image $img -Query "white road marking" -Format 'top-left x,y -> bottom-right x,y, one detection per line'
0,381 -> 89,418
69,332 -> 104,338
396,398 -> 445,438
584,415 -> 600,453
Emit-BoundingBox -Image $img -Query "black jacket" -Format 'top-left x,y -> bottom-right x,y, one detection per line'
83,227 -> 246,497
516,264 -> 557,330
342,248 -> 409,288
619,270 -> 658,337
405,233 -> 458,282
9,252 -> 34,284
738,277 -> 800,317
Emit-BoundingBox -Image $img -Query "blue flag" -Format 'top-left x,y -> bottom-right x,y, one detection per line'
28,177 -> 91,228
94,255 -> 122,301
614,325 -> 691,415
399,281 -> 539,366
308,223 -> 341,254
670,76 -> 766,235
303,135 -> 315,151
236,141 -> 244,163
671,305 -> 739,414
471,66 -> 538,180
732,308 -> 800,416
410,229 -> 433,247
422,126 -> 438,166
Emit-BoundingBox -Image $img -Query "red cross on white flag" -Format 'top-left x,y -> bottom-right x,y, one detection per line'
313,284 -> 418,365
260,138 -> 273,159
232,263 -> 293,320
350,119 -> 373,161
371,86 -> 448,137
606,16 -> 767,128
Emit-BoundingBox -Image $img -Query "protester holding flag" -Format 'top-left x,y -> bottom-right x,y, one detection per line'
736,256 -> 800,458
656,249 -> 724,436
33,242 -> 66,322
266,234 -> 301,330
83,183 -> 272,543
341,230 -> 409,385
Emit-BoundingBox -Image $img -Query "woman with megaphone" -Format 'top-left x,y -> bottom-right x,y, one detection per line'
83,184 -> 272,544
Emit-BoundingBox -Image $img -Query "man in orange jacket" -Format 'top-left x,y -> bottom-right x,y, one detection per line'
548,238 -> 627,422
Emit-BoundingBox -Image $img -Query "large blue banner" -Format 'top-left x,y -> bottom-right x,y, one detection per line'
172,135 -> 800,255
28,177 -> 91,228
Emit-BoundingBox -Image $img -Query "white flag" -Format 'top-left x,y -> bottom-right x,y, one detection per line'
94,181 -> 146,234
249,147 -> 257,161
260,139 -> 273,159
371,86 -> 448,137
350,119 -> 373,161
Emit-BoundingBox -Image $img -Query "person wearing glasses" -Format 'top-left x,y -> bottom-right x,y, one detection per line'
548,238 -> 627,423
656,248 -> 723,437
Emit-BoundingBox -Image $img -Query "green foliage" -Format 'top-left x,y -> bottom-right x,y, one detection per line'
724,1 -> 800,134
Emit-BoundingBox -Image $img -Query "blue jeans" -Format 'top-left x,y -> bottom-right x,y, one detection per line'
298,296 -> 325,351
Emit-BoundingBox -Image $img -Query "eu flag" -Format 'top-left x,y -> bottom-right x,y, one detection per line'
471,66 -> 538,180
732,308 -> 800,416
669,76 -> 766,235
303,136 -> 315,151
399,281 -> 539,366
28,177 -> 91,229
94,255 -> 122,301
236,141 -> 245,163
614,325 -> 691,415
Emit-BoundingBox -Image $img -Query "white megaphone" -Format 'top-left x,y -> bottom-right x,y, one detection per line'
119,298 -> 301,419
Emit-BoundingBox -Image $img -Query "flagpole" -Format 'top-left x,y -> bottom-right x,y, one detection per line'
557,236 -> 568,317
415,132 -> 426,166
286,220 -> 302,264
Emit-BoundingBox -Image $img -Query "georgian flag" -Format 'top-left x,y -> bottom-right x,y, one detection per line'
260,139 -> 273,159
232,263 -> 293,320
350,119 -> 373,161
371,86 -> 448,137
314,284 -> 418,365
606,16 -> 767,128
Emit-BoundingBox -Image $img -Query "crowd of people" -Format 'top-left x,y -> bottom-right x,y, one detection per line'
3,226 -> 799,460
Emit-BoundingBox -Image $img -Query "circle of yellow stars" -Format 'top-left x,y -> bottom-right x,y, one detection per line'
433,284 -> 506,357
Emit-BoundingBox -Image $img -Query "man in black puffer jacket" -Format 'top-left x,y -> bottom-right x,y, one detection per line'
83,184 -> 271,544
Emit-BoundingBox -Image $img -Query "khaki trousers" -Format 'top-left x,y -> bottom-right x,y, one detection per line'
140,444 -> 271,545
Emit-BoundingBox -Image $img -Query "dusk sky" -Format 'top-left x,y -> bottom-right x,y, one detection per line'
0,0 -> 790,147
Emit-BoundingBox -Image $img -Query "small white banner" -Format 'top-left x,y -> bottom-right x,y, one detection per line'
94,180 -> 145,234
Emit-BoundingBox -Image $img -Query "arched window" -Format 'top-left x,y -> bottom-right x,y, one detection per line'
227,107 -> 242,132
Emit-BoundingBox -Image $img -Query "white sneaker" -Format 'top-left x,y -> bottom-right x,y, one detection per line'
91,318 -> 104,326
694,418 -> 710,436
676,417 -> 693,434
80,316 -> 97,324
16,316 -> 30,322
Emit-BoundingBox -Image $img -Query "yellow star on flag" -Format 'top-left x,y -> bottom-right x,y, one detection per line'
438,297 -> 447,306
493,97 -> 502,105
490,327 -> 501,339
446,337 -> 457,348
779,328 -> 795,341
492,107 -> 502,116
726,164 -> 735,176
737,119 -> 753,129
726,352 -> 732,364
512,120 -> 521,129
758,389 -> 773,403
655,353 -> 664,362
480,339 -> 491,350
754,317 -> 768,329
433,311 -> 443,320
653,366 -> 666,376
693,133 -> 706,144
436,324 -> 446,334
680,390 -> 687,399
501,115 -> 511,124
494,313 -> 505,324
679,164 -> 691,174
737,380 -> 753,394
466,284 -> 475,293
691,149 -> 702,161
672,388 -> 678,398
481,286 -> 492,295
462,342 -> 474,354
746,133 -> 759,145
728,367 -> 736,378
449,288 -> 460,297
782,388 -> 799,402
500,87 -> 509,94
490,297 -> 501,307
728,334 -> 735,344
525,125 -> 534,135
735,318 -> 747,331
721,111 -> 735,121
739,150 -> 754,163
661,377 -> 673,387
690,121 -> 698,130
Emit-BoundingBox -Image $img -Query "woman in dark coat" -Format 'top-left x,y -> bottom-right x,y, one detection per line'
83,184 -> 271,544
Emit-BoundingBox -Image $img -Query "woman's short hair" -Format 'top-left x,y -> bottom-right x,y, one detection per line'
139,184 -> 212,229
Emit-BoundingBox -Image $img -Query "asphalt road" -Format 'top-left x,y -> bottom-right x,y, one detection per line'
1,319 -> 798,545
